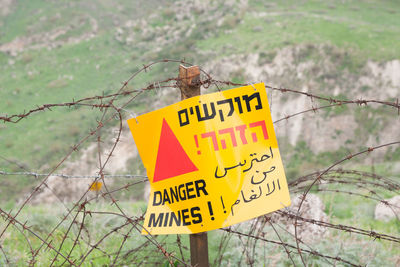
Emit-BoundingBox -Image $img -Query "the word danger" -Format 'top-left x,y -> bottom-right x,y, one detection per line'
178,92 -> 262,127
152,179 -> 208,206
148,179 -> 209,228
195,120 -> 269,153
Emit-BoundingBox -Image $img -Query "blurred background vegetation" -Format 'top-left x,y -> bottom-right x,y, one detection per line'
0,0 -> 399,265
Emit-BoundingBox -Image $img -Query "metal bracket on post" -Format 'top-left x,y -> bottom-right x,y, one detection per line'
178,64 -> 209,267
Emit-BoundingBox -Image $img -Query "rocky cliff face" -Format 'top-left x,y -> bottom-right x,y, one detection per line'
205,46 -> 400,162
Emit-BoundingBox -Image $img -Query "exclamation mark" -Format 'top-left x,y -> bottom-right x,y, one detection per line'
194,135 -> 201,155
220,196 -> 226,213
207,201 -> 215,221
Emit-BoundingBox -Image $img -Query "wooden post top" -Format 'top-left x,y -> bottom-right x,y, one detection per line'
178,65 -> 201,100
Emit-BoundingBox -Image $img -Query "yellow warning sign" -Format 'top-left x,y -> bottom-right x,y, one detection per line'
89,181 -> 103,191
127,83 -> 291,235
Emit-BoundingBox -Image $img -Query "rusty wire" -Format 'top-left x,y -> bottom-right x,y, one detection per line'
0,59 -> 399,266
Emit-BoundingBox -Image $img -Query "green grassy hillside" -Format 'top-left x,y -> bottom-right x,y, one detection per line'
0,0 -> 399,202
1,1 -> 400,266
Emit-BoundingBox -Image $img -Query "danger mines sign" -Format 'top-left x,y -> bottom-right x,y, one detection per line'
127,83 -> 291,235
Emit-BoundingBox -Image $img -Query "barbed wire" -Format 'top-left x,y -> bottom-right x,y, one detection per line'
1,76 -> 400,125
0,170 -> 147,179
0,59 -> 399,266
222,227 -> 362,267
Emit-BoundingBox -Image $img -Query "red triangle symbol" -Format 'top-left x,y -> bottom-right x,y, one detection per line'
153,118 -> 198,182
